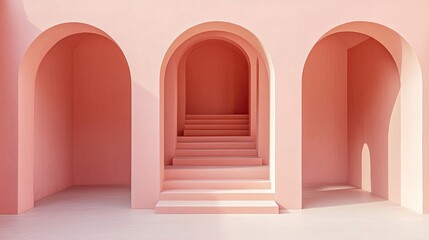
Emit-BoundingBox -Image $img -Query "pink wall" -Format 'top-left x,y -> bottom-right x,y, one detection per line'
2,1 -> 429,213
347,38 -> 400,199
185,40 -> 249,114
34,36 -> 79,201
32,33 -> 131,202
302,36 -> 348,185
73,34 -> 131,186
0,0 -> 39,213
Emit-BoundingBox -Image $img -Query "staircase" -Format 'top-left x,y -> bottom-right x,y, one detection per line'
156,114 -> 278,214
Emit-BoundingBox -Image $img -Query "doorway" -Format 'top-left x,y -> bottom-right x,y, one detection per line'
18,23 -> 131,212
301,22 -> 423,213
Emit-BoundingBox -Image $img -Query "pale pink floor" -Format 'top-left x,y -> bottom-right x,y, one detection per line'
1,186 -> 429,240
303,184 -> 385,209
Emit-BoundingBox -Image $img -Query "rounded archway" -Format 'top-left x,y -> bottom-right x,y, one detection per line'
158,22 -> 276,213
18,23 -> 131,213
302,21 -> 423,213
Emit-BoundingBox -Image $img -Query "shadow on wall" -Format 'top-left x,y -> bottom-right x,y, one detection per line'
131,81 -> 161,209
302,30 -> 400,209
0,0 -> 40,214
347,37 -> 400,201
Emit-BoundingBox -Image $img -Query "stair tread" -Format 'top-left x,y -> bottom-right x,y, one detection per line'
184,130 -> 249,132
164,179 -> 270,182
163,179 -> 271,190
177,141 -> 255,144
185,123 -> 249,125
161,189 -> 273,193
184,124 -> 249,130
177,136 -> 253,142
175,149 -> 257,157
173,156 -> 261,159
156,200 -> 278,207
185,120 -> 249,124
176,142 -> 256,149
183,129 -> 250,136
176,148 -> 257,151
165,165 -> 268,169
186,114 -> 249,119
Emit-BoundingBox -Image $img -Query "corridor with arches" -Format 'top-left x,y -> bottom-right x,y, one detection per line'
2,0 -> 429,239
159,24 -> 275,213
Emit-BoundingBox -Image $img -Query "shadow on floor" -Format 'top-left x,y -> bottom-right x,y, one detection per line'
34,186 -> 131,210
302,184 -> 386,209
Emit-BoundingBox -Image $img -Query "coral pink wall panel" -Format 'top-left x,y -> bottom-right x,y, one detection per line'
0,1 -> 19,213
73,35 -> 131,185
302,36 -> 348,185
34,36 -> 78,201
0,0 -> 38,213
163,56 -> 178,165
186,40 -> 249,114
347,38 -> 400,199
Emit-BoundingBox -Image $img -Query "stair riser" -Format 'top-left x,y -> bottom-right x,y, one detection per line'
176,142 -> 256,149
173,158 -> 261,166
175,149 -> 257,157
177,136 -> 254,143
155,206 -> 279,214
186,119 -> 249,124
184,129 -> 250,136
164,167 -> 269,180
163,181 -> 271,190
160,193 -> 275,201
186,114 -> 249,120
184,124 -> 249,130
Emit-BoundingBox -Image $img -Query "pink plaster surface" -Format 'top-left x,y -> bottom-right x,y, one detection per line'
185,40 -> 249,115
34,35 -> 77,201
347,38 -> 400,201
1,0 -> 429,214
0,0 -> 38,214
5,186 -> 429,240
73,34 -> 131,186
303,35 -> 348,185
33,33 -> 131,201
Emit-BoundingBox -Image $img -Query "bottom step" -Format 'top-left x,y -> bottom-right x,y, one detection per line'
155,200 -> 279,214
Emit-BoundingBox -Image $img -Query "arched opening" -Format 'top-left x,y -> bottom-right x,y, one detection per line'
302,22 -> 423,213
158,22 -> 276,213
361,144 -> 372,192
184,39 -> 249,116
17,23 -> 131,213
176,39 -> 251,137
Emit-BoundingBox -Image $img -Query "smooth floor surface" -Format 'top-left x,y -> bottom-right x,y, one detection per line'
1,186 -> 429,240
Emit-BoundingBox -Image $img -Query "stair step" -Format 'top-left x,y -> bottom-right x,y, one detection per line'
186,114 -> 249,119
173,156 -> 262,166
155,200 -> 279,214
160,189 -> 274,201
183,129 -> 249,136
184,124 -> 249,130
175,149 -> 257,157
176,141 -> 256,149
177,136 -> 253,143
164,165 -> 269,180
163,179 -> 271,190
186,119 -> 249,124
